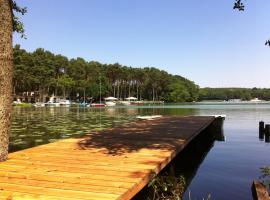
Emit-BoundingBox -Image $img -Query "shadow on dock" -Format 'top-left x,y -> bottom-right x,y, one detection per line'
77,116 -> 216,156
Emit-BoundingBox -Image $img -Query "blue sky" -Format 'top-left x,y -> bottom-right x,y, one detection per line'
14,0 -> 270,88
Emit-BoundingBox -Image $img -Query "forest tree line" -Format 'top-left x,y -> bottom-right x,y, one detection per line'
11,45 -> 270,102
199,88 -> 270,101
13,45 -> 199,102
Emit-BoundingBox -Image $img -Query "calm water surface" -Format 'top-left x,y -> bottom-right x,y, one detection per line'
10,103 -> 270,200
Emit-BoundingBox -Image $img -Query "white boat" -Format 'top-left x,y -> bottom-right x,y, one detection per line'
120,101 -> 131,105
136,115 -> 162,120
33,102 -> 45,107
121,97 -> 138,105
250,98 -> 262,102
45,96 -> 60,107
59,99 -> 71,106
45,101 -> 60,107
13,98 -> 22,105
228,99 -> 241,103
104,97 -> 117,106
106,101 -> 116,106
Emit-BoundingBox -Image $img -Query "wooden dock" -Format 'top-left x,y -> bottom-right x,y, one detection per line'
0,116 -> 216,200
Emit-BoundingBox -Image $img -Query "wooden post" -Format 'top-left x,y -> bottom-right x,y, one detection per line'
252,180 -> 270,200
259,121 -> 265,133
259,121 -> 265,140
264,124 -> 270,143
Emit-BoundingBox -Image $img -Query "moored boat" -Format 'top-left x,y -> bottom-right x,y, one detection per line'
120,101 -> 131,105
121,97 -> 138,105
33,102 -> 45,107
45,96 -> 60,107
131,101 -> 144,105
59,99 -> 71,106
104,97 -> 117,106
79,102 -> 89,107
45,101 -> 60,107
90,102 -> 106,107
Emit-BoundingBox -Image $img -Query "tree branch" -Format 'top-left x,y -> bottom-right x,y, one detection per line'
10,0 -> 27,38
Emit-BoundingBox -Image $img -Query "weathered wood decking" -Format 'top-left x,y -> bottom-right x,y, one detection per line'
252,181 -> 270,200
0,116 -> 215,200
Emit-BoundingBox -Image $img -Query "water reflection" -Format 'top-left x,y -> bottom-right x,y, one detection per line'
10,107 -> 136,152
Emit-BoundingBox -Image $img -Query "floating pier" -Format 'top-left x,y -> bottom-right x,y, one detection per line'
0,116 -> 222,200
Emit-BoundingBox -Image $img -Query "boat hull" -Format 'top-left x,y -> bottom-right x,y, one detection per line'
105,102 -> 116,106
91,103 -> 106,107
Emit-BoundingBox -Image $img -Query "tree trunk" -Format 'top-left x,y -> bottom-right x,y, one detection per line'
152,87 -> 155,101
136,84 -> 139,99
0,0 -> 13,162
117,83 -> 120,99
128,84 -> 130,97
113,85 -> 115,97
63,87 -> 66,99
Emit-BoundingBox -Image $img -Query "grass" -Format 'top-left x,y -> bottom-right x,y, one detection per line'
147,172 -> 212,200
13,103 -> 33,107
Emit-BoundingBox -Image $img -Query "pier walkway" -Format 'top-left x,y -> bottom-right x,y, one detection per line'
0,116 -> 216,200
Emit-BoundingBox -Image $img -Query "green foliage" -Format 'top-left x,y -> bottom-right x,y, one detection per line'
260,167 -> 270,190
167,76 -> 199,102
147,172 -> 212,200
13,46 -> 199,102
199,87 -> 270,101
11,0 -> 27,38
13,103 -> 32,107
265,40 -> 270,47
168,82 -> 190,102
233,0 -> 245,11
57,75 -> 75,97
147,173 -> 186,200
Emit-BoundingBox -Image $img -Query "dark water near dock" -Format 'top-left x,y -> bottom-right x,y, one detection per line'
10,103 -> 270,200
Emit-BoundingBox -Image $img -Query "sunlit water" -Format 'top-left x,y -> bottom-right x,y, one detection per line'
10,103 -> 270,200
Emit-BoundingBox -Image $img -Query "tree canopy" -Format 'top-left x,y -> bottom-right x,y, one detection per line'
13,45 -> 199,102
199,87 -> 270,101
11,0 -> 27,38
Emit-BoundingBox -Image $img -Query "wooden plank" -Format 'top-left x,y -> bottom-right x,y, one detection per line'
0,183 -> 118,200
0,167 -> 142,184
252,181 -> 270,200
0,191 -> 75,200
0,170 -> 135,189
0,116 -> 215,200
0,162 -> 149,179
0,177 -> 127,194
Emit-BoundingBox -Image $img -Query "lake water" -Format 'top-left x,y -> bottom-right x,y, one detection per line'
10,103 -> 270,199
